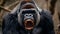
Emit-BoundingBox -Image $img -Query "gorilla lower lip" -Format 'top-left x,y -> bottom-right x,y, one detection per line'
25,27 -> 33,30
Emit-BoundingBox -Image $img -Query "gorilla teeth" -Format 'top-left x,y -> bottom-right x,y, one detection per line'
25,27 -> 33,30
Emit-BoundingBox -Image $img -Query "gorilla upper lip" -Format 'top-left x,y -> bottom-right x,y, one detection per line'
24,19 -> 34,30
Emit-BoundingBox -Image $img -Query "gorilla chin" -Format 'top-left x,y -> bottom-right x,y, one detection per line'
24,19 -> 34,30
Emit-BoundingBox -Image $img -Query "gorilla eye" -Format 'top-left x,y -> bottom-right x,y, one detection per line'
29,14 -> 33,17
26,15 -> 28,16
24,14 -> 28,17
30,15 -> 31,16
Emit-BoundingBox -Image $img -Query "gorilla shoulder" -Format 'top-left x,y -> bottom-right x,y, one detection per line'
2,13 -> 17,26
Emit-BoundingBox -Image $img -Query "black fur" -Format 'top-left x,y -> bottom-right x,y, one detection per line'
2,0 -> 55,34
2,10 -> 55,34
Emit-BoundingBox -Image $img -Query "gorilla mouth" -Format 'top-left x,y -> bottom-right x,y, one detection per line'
24,19 -> 34,30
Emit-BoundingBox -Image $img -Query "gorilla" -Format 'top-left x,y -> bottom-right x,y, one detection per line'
2,0 -> 55,34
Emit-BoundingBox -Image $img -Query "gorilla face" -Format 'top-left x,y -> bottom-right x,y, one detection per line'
18,9 -> 40,30
21,10 -> 37,30
24,14 -> 34,30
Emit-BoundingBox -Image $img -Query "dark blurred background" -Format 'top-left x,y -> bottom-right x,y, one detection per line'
0,0 -> 60,34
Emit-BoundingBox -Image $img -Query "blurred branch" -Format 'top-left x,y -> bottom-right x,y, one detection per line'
5,1 -> 20,9
0,1 -> 20,12
49,0 -> 57,15
0,0 -> 3,5
0,6 -> 11,12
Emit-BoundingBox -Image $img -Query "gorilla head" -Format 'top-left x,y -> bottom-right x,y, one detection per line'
18,9 -> 40,30
17,0 -> 40,30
